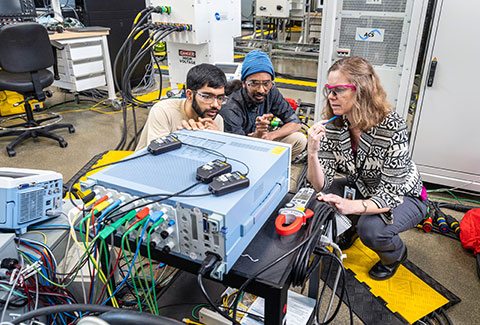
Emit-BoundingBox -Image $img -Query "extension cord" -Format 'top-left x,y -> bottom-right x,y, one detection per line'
199,308 -> 232,325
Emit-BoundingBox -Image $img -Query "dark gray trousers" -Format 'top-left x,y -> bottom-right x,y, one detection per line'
325,178 -> 427,265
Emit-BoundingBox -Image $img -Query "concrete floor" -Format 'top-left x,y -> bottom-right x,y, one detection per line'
1,82 -> 479,325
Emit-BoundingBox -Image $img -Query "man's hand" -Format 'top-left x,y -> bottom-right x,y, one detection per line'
177,119 -> 204,131
247,132 -> 275,140
255,113 -> 273,133
177,118 -> 219,131
199,117 -> 220,131
260,132 -> 275,141
248,114 -> 273,138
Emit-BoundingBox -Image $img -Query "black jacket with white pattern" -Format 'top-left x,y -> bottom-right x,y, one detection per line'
318,111 -> 423,224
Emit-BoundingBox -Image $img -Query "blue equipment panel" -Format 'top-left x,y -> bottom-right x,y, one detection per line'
86,130 -> 291,277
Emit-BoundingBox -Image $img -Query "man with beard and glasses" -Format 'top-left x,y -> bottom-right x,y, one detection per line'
136,63 -> 227,150
219,50 -> 307,159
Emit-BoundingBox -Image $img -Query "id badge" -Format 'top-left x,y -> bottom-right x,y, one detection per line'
344,186 -> 356,200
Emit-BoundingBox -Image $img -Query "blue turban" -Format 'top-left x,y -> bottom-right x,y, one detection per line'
240,50 -> 275,81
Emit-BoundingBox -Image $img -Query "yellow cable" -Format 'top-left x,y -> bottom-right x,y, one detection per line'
85,200 -> 111,247
134,30 -> 145,40
182,319 -> 203,325
69,209 -> 119,307
25,231 -> 48,245
141,36 -> 153,49
133,12 -> 142,25
47,96 -> 120,116
84,196 -> 98,209
89,98 -> 111,110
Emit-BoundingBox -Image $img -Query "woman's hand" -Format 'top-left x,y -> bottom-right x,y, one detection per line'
307,121 -> 328,154
316,193 -> 362,215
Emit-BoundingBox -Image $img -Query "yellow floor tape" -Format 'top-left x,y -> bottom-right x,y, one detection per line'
343,239 -> 449,324
274,77 -> 317,88
154,65 -> 318,89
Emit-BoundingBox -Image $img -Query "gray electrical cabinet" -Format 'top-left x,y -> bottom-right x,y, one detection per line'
314,0 -> 428,121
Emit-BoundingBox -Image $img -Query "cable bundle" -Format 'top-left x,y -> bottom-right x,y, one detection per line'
291,201 -> 336,287
0,238 -> 80,324
420,200 -> 465,240
113,7 -> 187,151
194,200 -> 353,324
292,201 -> 353,324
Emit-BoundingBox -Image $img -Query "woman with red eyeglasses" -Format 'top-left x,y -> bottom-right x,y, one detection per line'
307,56 -> 427,280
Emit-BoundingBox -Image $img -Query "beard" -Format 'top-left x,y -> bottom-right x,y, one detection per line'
192,97 -> 205,118
249,90 -> 267,104
192,97 -> 218,119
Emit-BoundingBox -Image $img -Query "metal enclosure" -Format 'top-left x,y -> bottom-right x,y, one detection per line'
410,0 -> 480,192
255,0 -> 292,18
148,0 -> 241,90
0,168 -> 63,234
242,0 -> 255,22
84,130 -> 290,279
314,0 -> 428,121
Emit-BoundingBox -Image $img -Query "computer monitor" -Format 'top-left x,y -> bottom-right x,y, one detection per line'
0,0 -> 22,15
34,0 -> 72,8
0,0 -> 36,20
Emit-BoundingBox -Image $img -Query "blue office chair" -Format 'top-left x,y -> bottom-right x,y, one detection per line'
0,22 -> 74,157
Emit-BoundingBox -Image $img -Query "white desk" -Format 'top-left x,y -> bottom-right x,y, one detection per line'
50,30 -> 117,105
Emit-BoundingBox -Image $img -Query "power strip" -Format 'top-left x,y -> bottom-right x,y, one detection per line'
199,308 -> 231,325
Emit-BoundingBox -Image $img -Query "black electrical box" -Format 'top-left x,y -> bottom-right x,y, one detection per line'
0,0 -> 36,26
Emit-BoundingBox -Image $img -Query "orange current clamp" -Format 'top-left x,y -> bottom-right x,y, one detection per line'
275,207 -> 314,236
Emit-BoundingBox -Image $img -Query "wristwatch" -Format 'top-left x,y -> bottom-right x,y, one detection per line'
361,200 -> 368,214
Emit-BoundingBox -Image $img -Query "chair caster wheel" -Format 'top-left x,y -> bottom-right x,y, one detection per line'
68,126 -> 75,133
59,140 -> 68,148
7,149 -> 16,157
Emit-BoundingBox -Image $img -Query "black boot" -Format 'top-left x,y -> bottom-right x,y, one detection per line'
368,247 -> 408,281
336,228 -> 359,250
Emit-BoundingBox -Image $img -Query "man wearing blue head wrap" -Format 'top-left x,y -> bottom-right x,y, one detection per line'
220,50 -> 307,158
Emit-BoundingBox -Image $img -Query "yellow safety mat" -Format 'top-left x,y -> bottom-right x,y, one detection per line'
69,151 -> 133,199
85,151 -> 133,176
343,239 -> 449,324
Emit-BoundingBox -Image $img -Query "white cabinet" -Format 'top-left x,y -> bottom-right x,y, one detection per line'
411,0 -> 480,191
54,36 -> 107,92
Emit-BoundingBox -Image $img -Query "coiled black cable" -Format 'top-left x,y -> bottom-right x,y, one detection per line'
10,304 -> 182,324
231,200 -> 353,325
291,202 -> 335,286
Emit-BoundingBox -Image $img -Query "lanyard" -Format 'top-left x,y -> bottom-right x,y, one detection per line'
247,103 -> 263,133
